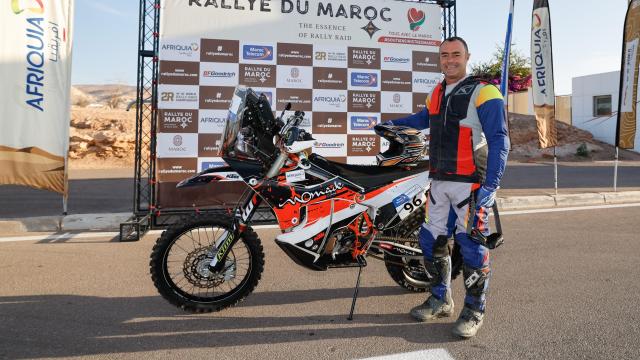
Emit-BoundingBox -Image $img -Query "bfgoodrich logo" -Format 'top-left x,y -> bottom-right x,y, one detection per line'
243,45 -> 273,61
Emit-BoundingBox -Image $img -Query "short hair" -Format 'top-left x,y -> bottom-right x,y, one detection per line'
440,36 -> 469,53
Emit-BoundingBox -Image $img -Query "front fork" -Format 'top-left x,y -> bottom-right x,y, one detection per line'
208,192 -> 262,272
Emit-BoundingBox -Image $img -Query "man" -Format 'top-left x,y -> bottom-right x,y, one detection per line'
386,36 -> 509,337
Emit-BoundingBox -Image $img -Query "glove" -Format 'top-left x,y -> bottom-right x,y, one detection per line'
476,185 -> 497,209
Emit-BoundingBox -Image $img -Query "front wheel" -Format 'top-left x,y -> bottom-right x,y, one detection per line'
149,215 -> 264,313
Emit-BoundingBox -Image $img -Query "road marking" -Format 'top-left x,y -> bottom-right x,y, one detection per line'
358,349 -> 455,360
1,203 -> 639,243
501,202 -> 640,216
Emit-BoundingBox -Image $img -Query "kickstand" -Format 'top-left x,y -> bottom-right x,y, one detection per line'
347,255 -> 367,321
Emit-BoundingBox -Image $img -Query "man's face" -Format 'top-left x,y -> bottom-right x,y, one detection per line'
439,40 -> 470,83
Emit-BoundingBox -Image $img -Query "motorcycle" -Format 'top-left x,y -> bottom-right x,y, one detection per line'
149,86 -> 467,316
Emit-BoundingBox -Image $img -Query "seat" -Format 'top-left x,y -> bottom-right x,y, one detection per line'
308,154 -> 429,192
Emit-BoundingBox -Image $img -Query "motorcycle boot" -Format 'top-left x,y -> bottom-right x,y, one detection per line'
411,234 -> 454,322
452,264 -> 490,337
452,306 -> 484,338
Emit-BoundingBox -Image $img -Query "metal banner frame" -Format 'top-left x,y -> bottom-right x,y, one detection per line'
121,0 -> 457,240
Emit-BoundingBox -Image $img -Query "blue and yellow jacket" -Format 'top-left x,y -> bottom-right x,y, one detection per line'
391,76 -> 509,190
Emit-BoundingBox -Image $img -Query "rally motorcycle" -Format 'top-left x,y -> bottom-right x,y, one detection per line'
149,86 -> 467,316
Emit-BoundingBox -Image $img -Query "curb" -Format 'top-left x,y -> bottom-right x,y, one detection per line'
2,191 -> 640,233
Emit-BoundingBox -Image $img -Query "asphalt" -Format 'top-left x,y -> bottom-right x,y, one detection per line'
1,206 -> 639,359
1,161 -> 639,233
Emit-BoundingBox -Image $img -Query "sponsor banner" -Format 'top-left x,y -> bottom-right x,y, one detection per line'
200,38 -> 240,63
158,84 -> 199,109
381,70 -> 412,92
531,0 -> 557,148
161,1 -> 441,48
325,156 -> 347,163
157,133 -> 199,158
0,0 -> 74,194
294,110 -> 313,132
198,133 -> 223,157
348,69 -> 381,91
276,65 -> 313,89
412,72 -> 441,93
348,90 -> 381,112
156,158 -> 198,182
347,156 -> 377,165
381,91 -> 412,114
198,157 -> 228,171
159,109 -> 199,133
381,113 -> 412,123
198,109 -> 228,133
312,89 -> 348,112
347,135 -> 380,156
412,50 -> 440,72
412,92 -> 429,113
313,67 -> 348,89
616,0 -> 640,149
312,112 -> 348,134
348,113 -> 379,133
252,87 -> 276,107
381,48 -> 412,71
277,43 -> 313,66
199,62 -> 239,86
348,47 -> 381,69
239,64 -> 276,87
276,88 -> 313,111
313,45 -> 348,68
313,134 -> 347,157
199,86 -> 235,109
240,42 -> 276,64
159,61 -> 200,85
159,38 -> 200,61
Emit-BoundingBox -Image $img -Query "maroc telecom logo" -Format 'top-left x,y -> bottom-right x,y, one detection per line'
12,0 -> 44,14
407,8 -> 425,31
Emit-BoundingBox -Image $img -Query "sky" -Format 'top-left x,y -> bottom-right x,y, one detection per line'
71,0 -> 629,95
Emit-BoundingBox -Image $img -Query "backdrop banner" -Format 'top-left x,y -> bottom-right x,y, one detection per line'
0,0 -> 75,194
156,0 -> 442,208
617,0 -> 640,149
531,0 -> 557,149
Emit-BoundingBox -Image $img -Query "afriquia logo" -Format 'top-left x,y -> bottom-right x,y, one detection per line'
351,116 -> 378,130
351,72 -> 378,87
243,45 -> 273,61
407,8 -> 425,31
13,0 -> 67,112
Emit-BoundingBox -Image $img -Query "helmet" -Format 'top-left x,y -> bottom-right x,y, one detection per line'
374,124 -> 427,167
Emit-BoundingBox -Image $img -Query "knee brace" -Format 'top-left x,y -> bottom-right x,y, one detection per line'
463,265 -> 491,311
425,256 -> 452,300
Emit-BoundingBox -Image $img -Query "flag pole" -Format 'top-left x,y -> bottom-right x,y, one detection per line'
614,146 -> 619,192
553,146 -> 558,194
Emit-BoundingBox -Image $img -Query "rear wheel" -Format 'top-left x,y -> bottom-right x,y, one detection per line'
383,206 -> 430,292
149,215 -> 264,313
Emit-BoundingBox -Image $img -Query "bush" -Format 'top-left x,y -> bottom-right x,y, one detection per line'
576,143 -> 589,157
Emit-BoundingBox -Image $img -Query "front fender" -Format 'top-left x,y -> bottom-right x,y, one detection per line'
176,166 -> 242,188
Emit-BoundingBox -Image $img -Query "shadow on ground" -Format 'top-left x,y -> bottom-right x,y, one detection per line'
0,287 -> 459,358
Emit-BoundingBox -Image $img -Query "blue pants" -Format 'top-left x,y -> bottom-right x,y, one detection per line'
418,180 -> 491,311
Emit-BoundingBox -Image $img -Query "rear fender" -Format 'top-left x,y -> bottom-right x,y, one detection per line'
176,166 -> 242,188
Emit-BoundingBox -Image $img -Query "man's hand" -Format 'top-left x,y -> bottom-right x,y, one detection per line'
476,185 -> 497,209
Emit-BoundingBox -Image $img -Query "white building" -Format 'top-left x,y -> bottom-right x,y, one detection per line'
571,71 -> 640,153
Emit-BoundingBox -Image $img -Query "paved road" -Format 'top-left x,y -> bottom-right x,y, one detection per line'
1,204 -> 639,359
1,163 -> 639,218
